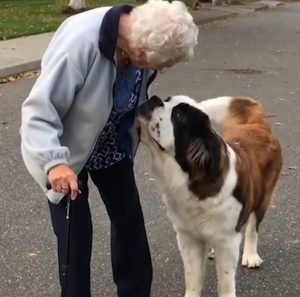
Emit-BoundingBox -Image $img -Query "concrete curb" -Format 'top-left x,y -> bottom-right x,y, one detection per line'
253,4 -> 270,10
261,0 -> 286,7
193,12 -> 239,25
0,12 -> 240,79
253,1 -> 285,11
0,60 -> 41,79
0,1 -> 284,79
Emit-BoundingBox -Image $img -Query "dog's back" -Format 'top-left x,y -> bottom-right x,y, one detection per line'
199,96 -> 282,231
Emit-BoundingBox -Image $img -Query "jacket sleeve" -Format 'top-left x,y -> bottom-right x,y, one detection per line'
21,50 -> 86,174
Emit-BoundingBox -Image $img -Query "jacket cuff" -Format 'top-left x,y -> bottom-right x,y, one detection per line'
44,158 -> 68,175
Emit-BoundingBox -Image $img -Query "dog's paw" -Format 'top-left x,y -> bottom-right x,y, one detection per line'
242,252 -> 263,268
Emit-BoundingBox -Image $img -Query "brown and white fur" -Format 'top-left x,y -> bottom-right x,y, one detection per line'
137,95 -> 282,297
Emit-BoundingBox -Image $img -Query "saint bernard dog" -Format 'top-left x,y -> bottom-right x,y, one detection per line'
137,95 -> 282,297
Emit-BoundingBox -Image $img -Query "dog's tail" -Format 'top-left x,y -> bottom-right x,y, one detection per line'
198,96 -> 268,131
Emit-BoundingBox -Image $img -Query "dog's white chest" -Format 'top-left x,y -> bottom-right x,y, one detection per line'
163,192 -> 242,243
153,150 -> 242,245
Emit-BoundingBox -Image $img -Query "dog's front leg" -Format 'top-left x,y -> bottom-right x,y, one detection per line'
176,231 -> 208,297
215,234 -> 242,297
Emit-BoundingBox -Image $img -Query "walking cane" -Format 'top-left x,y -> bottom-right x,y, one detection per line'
61,195 -> 72,297
47,181 -> 83,297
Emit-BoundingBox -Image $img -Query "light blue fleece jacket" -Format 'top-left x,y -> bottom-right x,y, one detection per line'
20,6 -> 156,204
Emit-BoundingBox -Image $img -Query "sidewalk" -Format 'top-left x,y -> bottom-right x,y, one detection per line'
0,0 -> 284,79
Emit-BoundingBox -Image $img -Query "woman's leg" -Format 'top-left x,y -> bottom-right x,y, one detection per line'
90,158 -> 152,297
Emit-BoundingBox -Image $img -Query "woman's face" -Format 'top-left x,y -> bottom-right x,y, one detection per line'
126,47 -> 179,71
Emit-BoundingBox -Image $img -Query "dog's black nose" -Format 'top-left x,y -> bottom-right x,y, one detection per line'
137,95 -> 164,118
149,95 -> 164,107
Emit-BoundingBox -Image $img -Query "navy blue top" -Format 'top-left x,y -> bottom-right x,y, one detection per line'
85,5 -> 144,170
85,65 -> 143,170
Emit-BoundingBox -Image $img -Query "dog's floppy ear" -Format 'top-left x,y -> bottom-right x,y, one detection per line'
187,139 -> 209,169
172,103 -> 222,181
187,132 -> 222,182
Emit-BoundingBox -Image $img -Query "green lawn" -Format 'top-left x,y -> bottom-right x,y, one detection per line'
0,0 -> 136,40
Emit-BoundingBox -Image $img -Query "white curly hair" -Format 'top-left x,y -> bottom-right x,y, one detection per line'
129,0 -> 199,66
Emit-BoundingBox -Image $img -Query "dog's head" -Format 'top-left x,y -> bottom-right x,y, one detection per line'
137,95 -> 226,183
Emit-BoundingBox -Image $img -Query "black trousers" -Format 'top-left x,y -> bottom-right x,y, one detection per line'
48,158 -> 152,297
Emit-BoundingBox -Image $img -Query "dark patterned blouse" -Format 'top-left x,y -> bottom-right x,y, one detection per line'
85,65 -> 143,170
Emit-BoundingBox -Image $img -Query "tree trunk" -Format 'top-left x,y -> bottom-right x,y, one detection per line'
212,0 -> 224,5
67,0 -> 86,10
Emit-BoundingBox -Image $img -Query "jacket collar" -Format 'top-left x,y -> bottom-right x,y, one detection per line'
99,5 -> 133,62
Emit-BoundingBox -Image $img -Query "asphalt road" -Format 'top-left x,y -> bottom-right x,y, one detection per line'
0,3 -> 300,297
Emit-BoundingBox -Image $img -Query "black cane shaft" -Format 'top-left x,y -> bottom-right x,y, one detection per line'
62,197 -> 72,297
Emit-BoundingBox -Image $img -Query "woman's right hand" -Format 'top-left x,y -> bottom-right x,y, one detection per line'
47,164 -> 79,200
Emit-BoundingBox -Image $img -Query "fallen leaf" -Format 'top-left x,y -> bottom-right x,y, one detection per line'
149,178 -> 155,182
267,112 -> 276,118
275,122 -> 283,126
7,76 -> 16,82
288,166 -> 298,170
23,71 -> 36,78
281,171 -> 289,176
208,248 -> 215,260
274,48 -> 289,55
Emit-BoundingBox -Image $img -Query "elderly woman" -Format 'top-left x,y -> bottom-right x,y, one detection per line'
20,0 -> 198,296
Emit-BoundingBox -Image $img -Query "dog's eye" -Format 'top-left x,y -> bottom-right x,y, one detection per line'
172,106 -> 187,124
174,110 -> 182,120
164,97 -> 172,102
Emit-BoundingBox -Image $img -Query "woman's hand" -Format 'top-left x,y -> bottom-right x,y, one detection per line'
47,164 -> 79,200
